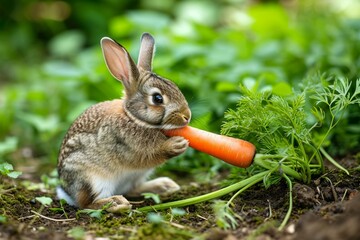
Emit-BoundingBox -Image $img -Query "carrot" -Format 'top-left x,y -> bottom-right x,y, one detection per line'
164,126 -> 256,168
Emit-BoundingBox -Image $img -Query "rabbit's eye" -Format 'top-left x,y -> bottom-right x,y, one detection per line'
152,93 -> 164,104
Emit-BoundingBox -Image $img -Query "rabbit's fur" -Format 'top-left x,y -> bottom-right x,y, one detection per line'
57,33 -> 191,212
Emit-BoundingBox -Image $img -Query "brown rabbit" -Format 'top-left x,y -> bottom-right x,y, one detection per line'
57,33 -> 191,212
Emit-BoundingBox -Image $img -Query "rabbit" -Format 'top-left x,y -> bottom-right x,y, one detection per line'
56,33 -> 191,213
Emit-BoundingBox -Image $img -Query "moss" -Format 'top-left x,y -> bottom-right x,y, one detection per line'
0,183 -> 34,221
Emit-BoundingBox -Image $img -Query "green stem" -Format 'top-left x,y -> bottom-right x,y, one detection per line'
226,172 -> 268,207
310,108 -> 345,165
137,171 -> 269,212
309,115 -> 335,163
278,174 -> 293,231
319,147 -> 349,175
254,155 -> 302,181
309,144 -> 325,172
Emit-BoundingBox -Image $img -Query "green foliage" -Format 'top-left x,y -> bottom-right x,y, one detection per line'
76,202 -> 112,220
77,208 -> 105,220
142,193 -> 161,204
0,162 -> 22,179
217,75 -> 359,229
35,196 -> 53,206
222,76 -> 359,183
213,200 -> 240,230
147,212 -> 164,224
49,199 -> 69,219
0,138 -> 20,178
170,208 -> 186,217
222,90 -> 309,155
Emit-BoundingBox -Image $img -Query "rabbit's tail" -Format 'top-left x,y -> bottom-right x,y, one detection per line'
56,186 -> 77,206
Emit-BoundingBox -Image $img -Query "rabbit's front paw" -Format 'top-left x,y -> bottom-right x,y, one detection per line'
163,136 -> 189,158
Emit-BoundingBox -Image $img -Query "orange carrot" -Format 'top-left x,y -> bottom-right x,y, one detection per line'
164,126 -> 256,168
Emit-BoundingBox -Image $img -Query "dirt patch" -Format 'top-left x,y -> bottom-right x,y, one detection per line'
1,157 -> 359,240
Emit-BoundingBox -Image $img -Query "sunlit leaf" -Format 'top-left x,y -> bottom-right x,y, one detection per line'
7,171 -> 22,179
36,197 -> 53,206
171,208 -> 186,216
147,212 -> 163,224
142,192 -> 161,204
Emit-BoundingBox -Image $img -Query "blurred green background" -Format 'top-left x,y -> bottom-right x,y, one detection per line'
1,0 -> 359,175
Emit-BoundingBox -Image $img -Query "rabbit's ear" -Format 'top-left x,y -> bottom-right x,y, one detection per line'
101,37 -> 139,93
137,33 -> 155,71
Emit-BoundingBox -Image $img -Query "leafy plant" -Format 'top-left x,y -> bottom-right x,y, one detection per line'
35,196 -> 53,206
0,137 -> 21,180
213,200 -> 240,230
142,192 -> 161,204
27,196 -> 54,228
170,208 -> 186,217
76,202 -> 112,220
147,212 -> 164,224
49,199 -> 69,219
0,163 -> 22,179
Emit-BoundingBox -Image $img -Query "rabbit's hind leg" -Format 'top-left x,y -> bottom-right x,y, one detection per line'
128,177 -> 180,197
88,195 -> 132,213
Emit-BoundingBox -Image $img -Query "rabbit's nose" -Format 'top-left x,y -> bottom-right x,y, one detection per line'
182,115 -> 190,124
182,112 -> 191,124
180,107 -> 191,124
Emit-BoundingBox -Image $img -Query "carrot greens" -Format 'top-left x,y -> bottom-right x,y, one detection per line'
221,75 -> 359,228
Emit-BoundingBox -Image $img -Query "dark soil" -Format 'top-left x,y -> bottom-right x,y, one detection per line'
0,156 -> 359,240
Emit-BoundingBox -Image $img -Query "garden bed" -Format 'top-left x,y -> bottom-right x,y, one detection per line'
1,156 -> 359,240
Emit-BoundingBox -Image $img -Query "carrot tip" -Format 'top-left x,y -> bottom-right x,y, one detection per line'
163,126 -> 256,168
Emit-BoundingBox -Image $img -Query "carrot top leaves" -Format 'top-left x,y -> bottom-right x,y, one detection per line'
222,75 -> 359,182
220,75 -> 360,229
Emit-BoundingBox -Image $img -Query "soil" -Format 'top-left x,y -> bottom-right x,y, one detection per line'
0,156 -> 359,240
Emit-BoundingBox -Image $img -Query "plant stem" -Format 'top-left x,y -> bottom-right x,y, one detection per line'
278,174 -> 293,231
254,155 -> 303,181
226,172 -> 269,207
137,171 -> 269,212
319,147 -> 349,175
